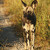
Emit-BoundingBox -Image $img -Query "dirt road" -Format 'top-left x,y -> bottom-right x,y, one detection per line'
0,6 -> 24,50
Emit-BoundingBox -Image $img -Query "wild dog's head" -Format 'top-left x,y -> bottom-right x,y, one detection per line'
21,0 -> 38,16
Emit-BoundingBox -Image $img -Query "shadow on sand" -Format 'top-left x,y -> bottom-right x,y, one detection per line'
0,26 -> 24,47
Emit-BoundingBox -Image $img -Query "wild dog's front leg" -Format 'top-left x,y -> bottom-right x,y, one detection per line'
23,32 -> 27,50
30,31 -> 35,50
22,23 -> 30,50
32,32 -> 35,49
30,24 -> 35,50
32,27 -> 35,50
30,31 -> 33,50
26,32 -> 30,50
23,32 -> 30,50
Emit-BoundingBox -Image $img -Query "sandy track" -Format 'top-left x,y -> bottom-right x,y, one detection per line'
0,6 -> 24,50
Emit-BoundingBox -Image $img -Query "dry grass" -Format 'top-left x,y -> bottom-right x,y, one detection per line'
0,0 -> 50,49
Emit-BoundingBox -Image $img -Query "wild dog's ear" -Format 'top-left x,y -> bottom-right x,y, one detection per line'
21,0 -> 27,7
31,0 -> 38,9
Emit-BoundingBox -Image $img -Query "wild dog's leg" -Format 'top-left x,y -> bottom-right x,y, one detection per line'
26,32 -> 30,50
32,32 -> 35,49
23,31 -> 30,50
22,25 -> 29,50
32,27 -> 35,50
22,20 -> 27,50
30,24 -> 35,50
23,32 -> 27,50
30,31 -> 33,50
30,31 -> 35,50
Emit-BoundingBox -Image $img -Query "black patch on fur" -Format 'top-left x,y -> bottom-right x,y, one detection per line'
23,12 -> 36,26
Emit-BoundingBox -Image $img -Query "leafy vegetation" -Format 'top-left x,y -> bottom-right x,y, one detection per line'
4,0 -> 50,49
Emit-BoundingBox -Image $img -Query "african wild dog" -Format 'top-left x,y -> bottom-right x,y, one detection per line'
21,0 -> 38,50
